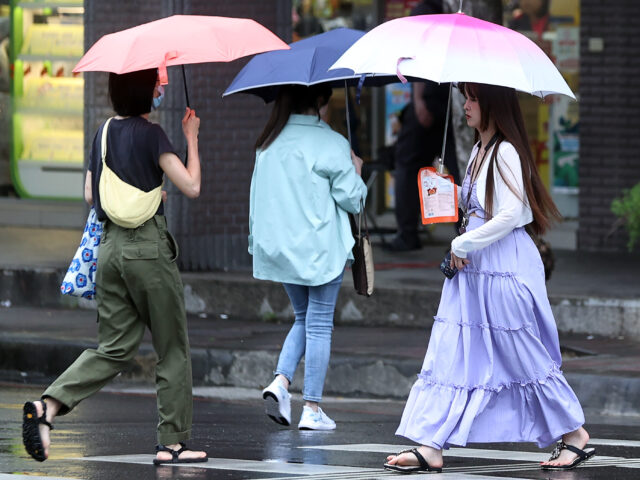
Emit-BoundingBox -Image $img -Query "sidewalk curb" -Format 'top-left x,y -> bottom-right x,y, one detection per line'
1,335 -> 639,417
2,266 -> 639,339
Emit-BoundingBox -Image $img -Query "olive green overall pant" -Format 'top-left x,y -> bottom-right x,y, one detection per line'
43,216 -> 193,445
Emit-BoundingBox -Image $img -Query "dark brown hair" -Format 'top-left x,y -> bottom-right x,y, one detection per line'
459,82 -> 561,235
108,69 -> 157,117
255,84 -> 332,150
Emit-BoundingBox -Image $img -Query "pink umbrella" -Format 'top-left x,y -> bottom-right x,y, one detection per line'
74,14 -> 290,102
330,12 -> 574,99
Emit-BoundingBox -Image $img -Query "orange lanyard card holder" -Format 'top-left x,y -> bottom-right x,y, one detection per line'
418,166 -> 459,225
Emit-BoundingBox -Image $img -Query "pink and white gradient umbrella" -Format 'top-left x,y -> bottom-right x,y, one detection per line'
330,12 -> 575,99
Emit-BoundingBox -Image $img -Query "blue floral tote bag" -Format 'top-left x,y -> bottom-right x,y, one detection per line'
60,207 -> 103,299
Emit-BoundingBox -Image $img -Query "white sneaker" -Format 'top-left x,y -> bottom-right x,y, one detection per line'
298,405 -> 336,430
262,380 -> 291,426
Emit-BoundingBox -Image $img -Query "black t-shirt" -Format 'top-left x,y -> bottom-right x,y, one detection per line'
89,116 -> 176,222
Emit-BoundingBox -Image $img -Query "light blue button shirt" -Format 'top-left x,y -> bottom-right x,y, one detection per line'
249,114 -> 368,286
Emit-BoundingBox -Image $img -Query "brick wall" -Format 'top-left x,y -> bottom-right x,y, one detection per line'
579,0 -> 640,251
84,1 -> 291,270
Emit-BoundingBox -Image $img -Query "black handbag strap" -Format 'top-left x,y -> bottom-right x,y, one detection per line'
357,198 -> 369,240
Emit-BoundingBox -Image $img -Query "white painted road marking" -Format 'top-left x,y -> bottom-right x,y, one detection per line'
69,439 -> 640,479
0,476 -> 84,480
74,454 -> 535,479
590,438 -> 640,448
245,473 -> 532,480
78,455 -> 380,475
301,442 -> 622,462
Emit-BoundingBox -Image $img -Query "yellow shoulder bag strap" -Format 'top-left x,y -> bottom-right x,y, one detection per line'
98,118 -> 164,229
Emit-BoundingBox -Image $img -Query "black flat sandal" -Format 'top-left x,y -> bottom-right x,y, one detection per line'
541,441 -> 596,470
153,442 -> 208,465
22,401 -> 54,462
383,447 -> 443,474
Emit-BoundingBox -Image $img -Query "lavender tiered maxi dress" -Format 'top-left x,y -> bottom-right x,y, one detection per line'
396,177 -> 585,449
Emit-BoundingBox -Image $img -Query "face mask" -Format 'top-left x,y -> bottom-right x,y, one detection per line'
152,85 -> 165,110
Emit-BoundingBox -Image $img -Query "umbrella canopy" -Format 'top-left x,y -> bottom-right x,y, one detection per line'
330,13 -> 575,99
73,15 -> 290,85
223,28 -> 405,102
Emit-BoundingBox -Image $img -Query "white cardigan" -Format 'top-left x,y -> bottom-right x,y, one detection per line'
451,140 -> 533,258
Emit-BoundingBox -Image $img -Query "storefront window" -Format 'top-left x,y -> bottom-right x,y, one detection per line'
381,1 -> 435,210
292,0 -> 379,162
503,0 -> 580,218
293,0 -> 378,41
383,0 -> 421,21
8,0 -> 84,200
1,1 -> 11,195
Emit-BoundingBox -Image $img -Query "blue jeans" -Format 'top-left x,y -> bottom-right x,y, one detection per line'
275,270 -> 344,403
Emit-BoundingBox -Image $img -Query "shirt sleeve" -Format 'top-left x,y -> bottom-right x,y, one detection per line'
88,127 -> 101,174
314,135 -> 368,214
149,124 -> 177,164
248,153 -> 259,255
451,143 -> 527,258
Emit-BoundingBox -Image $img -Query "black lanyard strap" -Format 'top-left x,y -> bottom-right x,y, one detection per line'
464,133 -> 500,209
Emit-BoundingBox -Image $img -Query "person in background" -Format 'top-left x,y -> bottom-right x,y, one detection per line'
22,68 -> 207,465
386,0 -> 460,252
383,82 -> 593,473
250,84 -> 367,431
293,0 -> 324,41
509,0 -> 550,39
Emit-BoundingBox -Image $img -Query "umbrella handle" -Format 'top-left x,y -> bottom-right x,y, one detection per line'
344,80 -> 352,146
438,83 -> 453,175
182,65 -> 191,108
180,65 -> 191,166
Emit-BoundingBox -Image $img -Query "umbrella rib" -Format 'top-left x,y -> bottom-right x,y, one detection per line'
434,17 -> 457,82
496,26 -> 531,91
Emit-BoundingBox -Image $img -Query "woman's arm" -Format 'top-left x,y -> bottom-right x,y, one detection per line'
317,142 -> 367,214
159,108 -> 201,198
84,171 -> 93,206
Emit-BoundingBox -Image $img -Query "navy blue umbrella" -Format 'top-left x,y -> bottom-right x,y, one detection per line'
223,28 -> 403,104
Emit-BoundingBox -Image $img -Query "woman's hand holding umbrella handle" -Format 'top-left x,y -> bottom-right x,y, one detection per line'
182,107 -> 200,141
159,108 -> 201,199
351,150 -> 363,176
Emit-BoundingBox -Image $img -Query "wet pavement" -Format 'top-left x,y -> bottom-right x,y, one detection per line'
2,384 -> 640,480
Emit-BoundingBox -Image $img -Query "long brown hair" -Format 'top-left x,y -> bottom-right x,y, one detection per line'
255,84 -> 332,150
460,82 -> 561,235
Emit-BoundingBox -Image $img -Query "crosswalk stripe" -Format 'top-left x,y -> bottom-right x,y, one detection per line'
300,442 -> 640,471
74,454 -> 533,479
300,443 -> 624,463
0,476 -> 82,480
244,472 -> 531,480
78,455 -> 380,475
69,441 -> 640,478
590,438 -> 640,448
